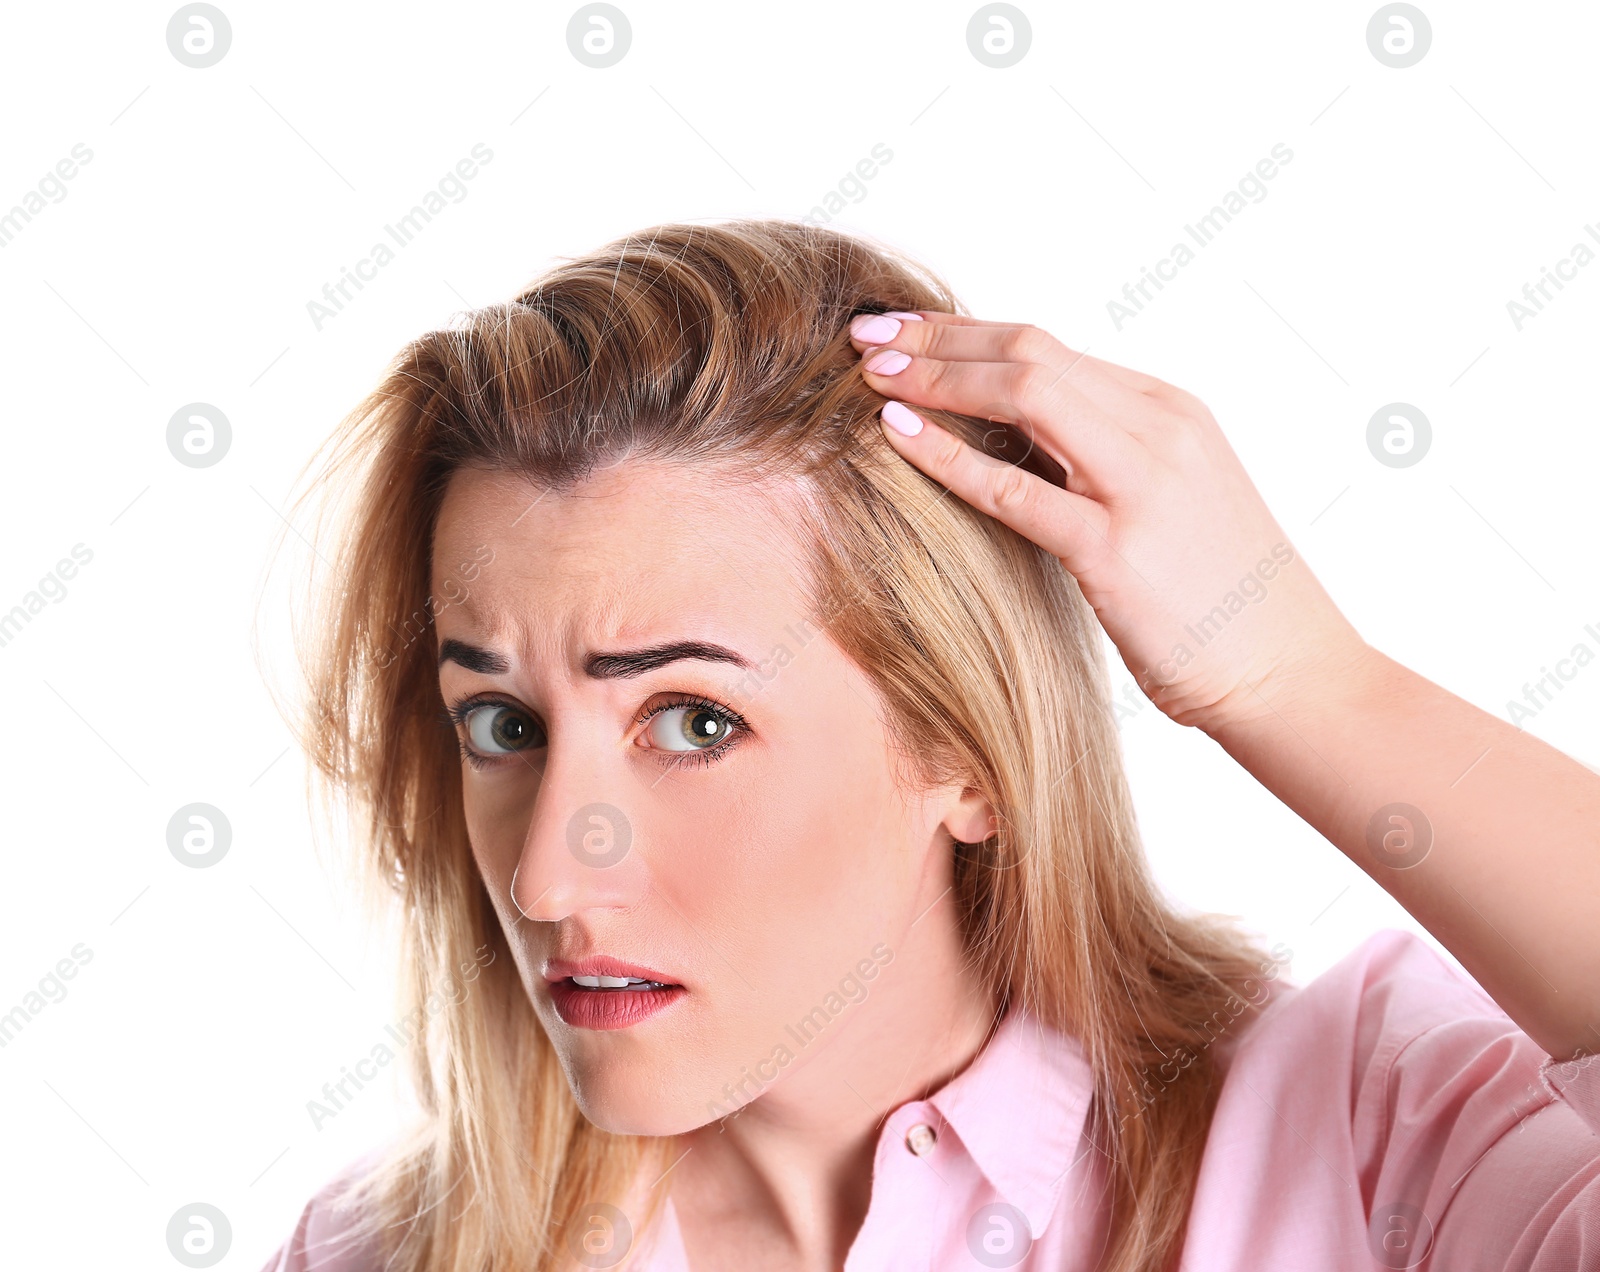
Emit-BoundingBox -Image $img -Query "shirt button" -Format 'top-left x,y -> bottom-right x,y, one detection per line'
905,1123 -> 937,1156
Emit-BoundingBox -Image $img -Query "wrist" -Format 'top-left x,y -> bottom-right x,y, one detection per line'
1199,635 -> 1392,746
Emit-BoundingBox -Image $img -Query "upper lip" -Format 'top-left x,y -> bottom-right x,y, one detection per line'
544,956 -> 682,985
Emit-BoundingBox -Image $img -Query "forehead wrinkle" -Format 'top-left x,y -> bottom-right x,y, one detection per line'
453,572 -> 720,687
436,464 -> 828,681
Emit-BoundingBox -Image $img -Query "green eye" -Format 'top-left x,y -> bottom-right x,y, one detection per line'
643,703 -> 736,752
464,704 -> 537,755
447,693 -> 744,773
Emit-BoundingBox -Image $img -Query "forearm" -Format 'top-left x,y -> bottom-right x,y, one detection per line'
1206,644 -> 1600,1060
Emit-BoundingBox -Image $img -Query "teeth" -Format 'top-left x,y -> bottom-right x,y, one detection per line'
571,974 -> 657,989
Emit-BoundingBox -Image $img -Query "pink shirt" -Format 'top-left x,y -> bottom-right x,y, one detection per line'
262,929 -> 1600,1270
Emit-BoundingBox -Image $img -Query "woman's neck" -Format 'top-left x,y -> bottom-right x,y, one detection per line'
668,957 -> 1001,1271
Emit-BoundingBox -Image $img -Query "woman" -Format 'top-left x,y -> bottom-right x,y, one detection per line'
262,219 -> 1599,1271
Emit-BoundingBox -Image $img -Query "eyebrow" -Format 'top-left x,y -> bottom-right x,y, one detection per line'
437,638 -> 756,680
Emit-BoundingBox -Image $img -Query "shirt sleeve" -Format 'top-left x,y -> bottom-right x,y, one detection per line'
1348,930 -> 1600,1271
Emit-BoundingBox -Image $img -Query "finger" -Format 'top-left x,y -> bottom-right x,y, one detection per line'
857,348 -> 1158,486
863,309 -> 1014,328
849,311 -> 1166,398
850,318 -> 1154,428
848,312 -> 1031,356
855,314 -> 1190,449
883,319 -> 1162,409
877,400 -> 1118,577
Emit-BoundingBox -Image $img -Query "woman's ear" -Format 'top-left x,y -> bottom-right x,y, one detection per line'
943,785 -> 998,845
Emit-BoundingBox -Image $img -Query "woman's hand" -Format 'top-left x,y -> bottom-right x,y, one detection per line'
849,310 -> 1600,1063
848,310 -> 1368,734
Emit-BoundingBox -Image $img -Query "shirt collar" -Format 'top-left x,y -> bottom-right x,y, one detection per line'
926,1006 -> 1097,1238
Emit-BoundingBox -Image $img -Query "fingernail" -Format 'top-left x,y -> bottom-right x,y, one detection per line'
851,314 -> 901,344
882,312 -> 925,322
863,348 -> 911,375
882,401 -> 924,437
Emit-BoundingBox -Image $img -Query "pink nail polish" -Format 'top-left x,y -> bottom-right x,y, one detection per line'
882,311 -> 925,322
851,314 -> 901,344
882,401 -> 924,437
864,349 -> 911,375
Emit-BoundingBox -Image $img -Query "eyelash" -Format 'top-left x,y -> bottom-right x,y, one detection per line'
638,694 -> 749,770
443,693 -> 748,773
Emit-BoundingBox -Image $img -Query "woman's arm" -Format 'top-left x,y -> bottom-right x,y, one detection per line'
1205,640 -> 1600,1061
847,309 -> 1600,1061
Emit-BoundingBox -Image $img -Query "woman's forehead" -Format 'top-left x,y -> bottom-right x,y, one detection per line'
430,461 -> 817,592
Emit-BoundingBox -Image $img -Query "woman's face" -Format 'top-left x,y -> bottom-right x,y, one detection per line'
430,461 -> 994,1135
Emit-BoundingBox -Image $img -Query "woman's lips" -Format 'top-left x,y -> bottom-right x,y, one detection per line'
549,979 -> 687,1030
544,956 -> 687,1030
545,956 -> 681,985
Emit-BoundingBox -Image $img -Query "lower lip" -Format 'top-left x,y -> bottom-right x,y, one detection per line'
549,981 -> 687,1030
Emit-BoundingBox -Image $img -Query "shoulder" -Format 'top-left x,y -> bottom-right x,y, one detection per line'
1208,927 -> 1532,1157
1185,930 -> 1600,1270
1216,927 -> 1599,1181
257,1145 -> 393,1272
1222,926 -> 1504,1073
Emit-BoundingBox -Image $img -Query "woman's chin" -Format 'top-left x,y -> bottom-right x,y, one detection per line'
575,1091 -> 716,1138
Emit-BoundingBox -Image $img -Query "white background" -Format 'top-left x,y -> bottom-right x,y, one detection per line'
2,1 -> 1597,1267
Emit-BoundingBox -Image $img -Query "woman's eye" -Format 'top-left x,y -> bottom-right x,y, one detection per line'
464,704 -> 538,755
644,704 -> 738,753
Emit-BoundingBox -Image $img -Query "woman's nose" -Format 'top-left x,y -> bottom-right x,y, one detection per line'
510,793 -> 643,923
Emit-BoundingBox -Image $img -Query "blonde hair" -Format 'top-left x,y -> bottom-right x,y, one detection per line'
276,218 -> 1275,1272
